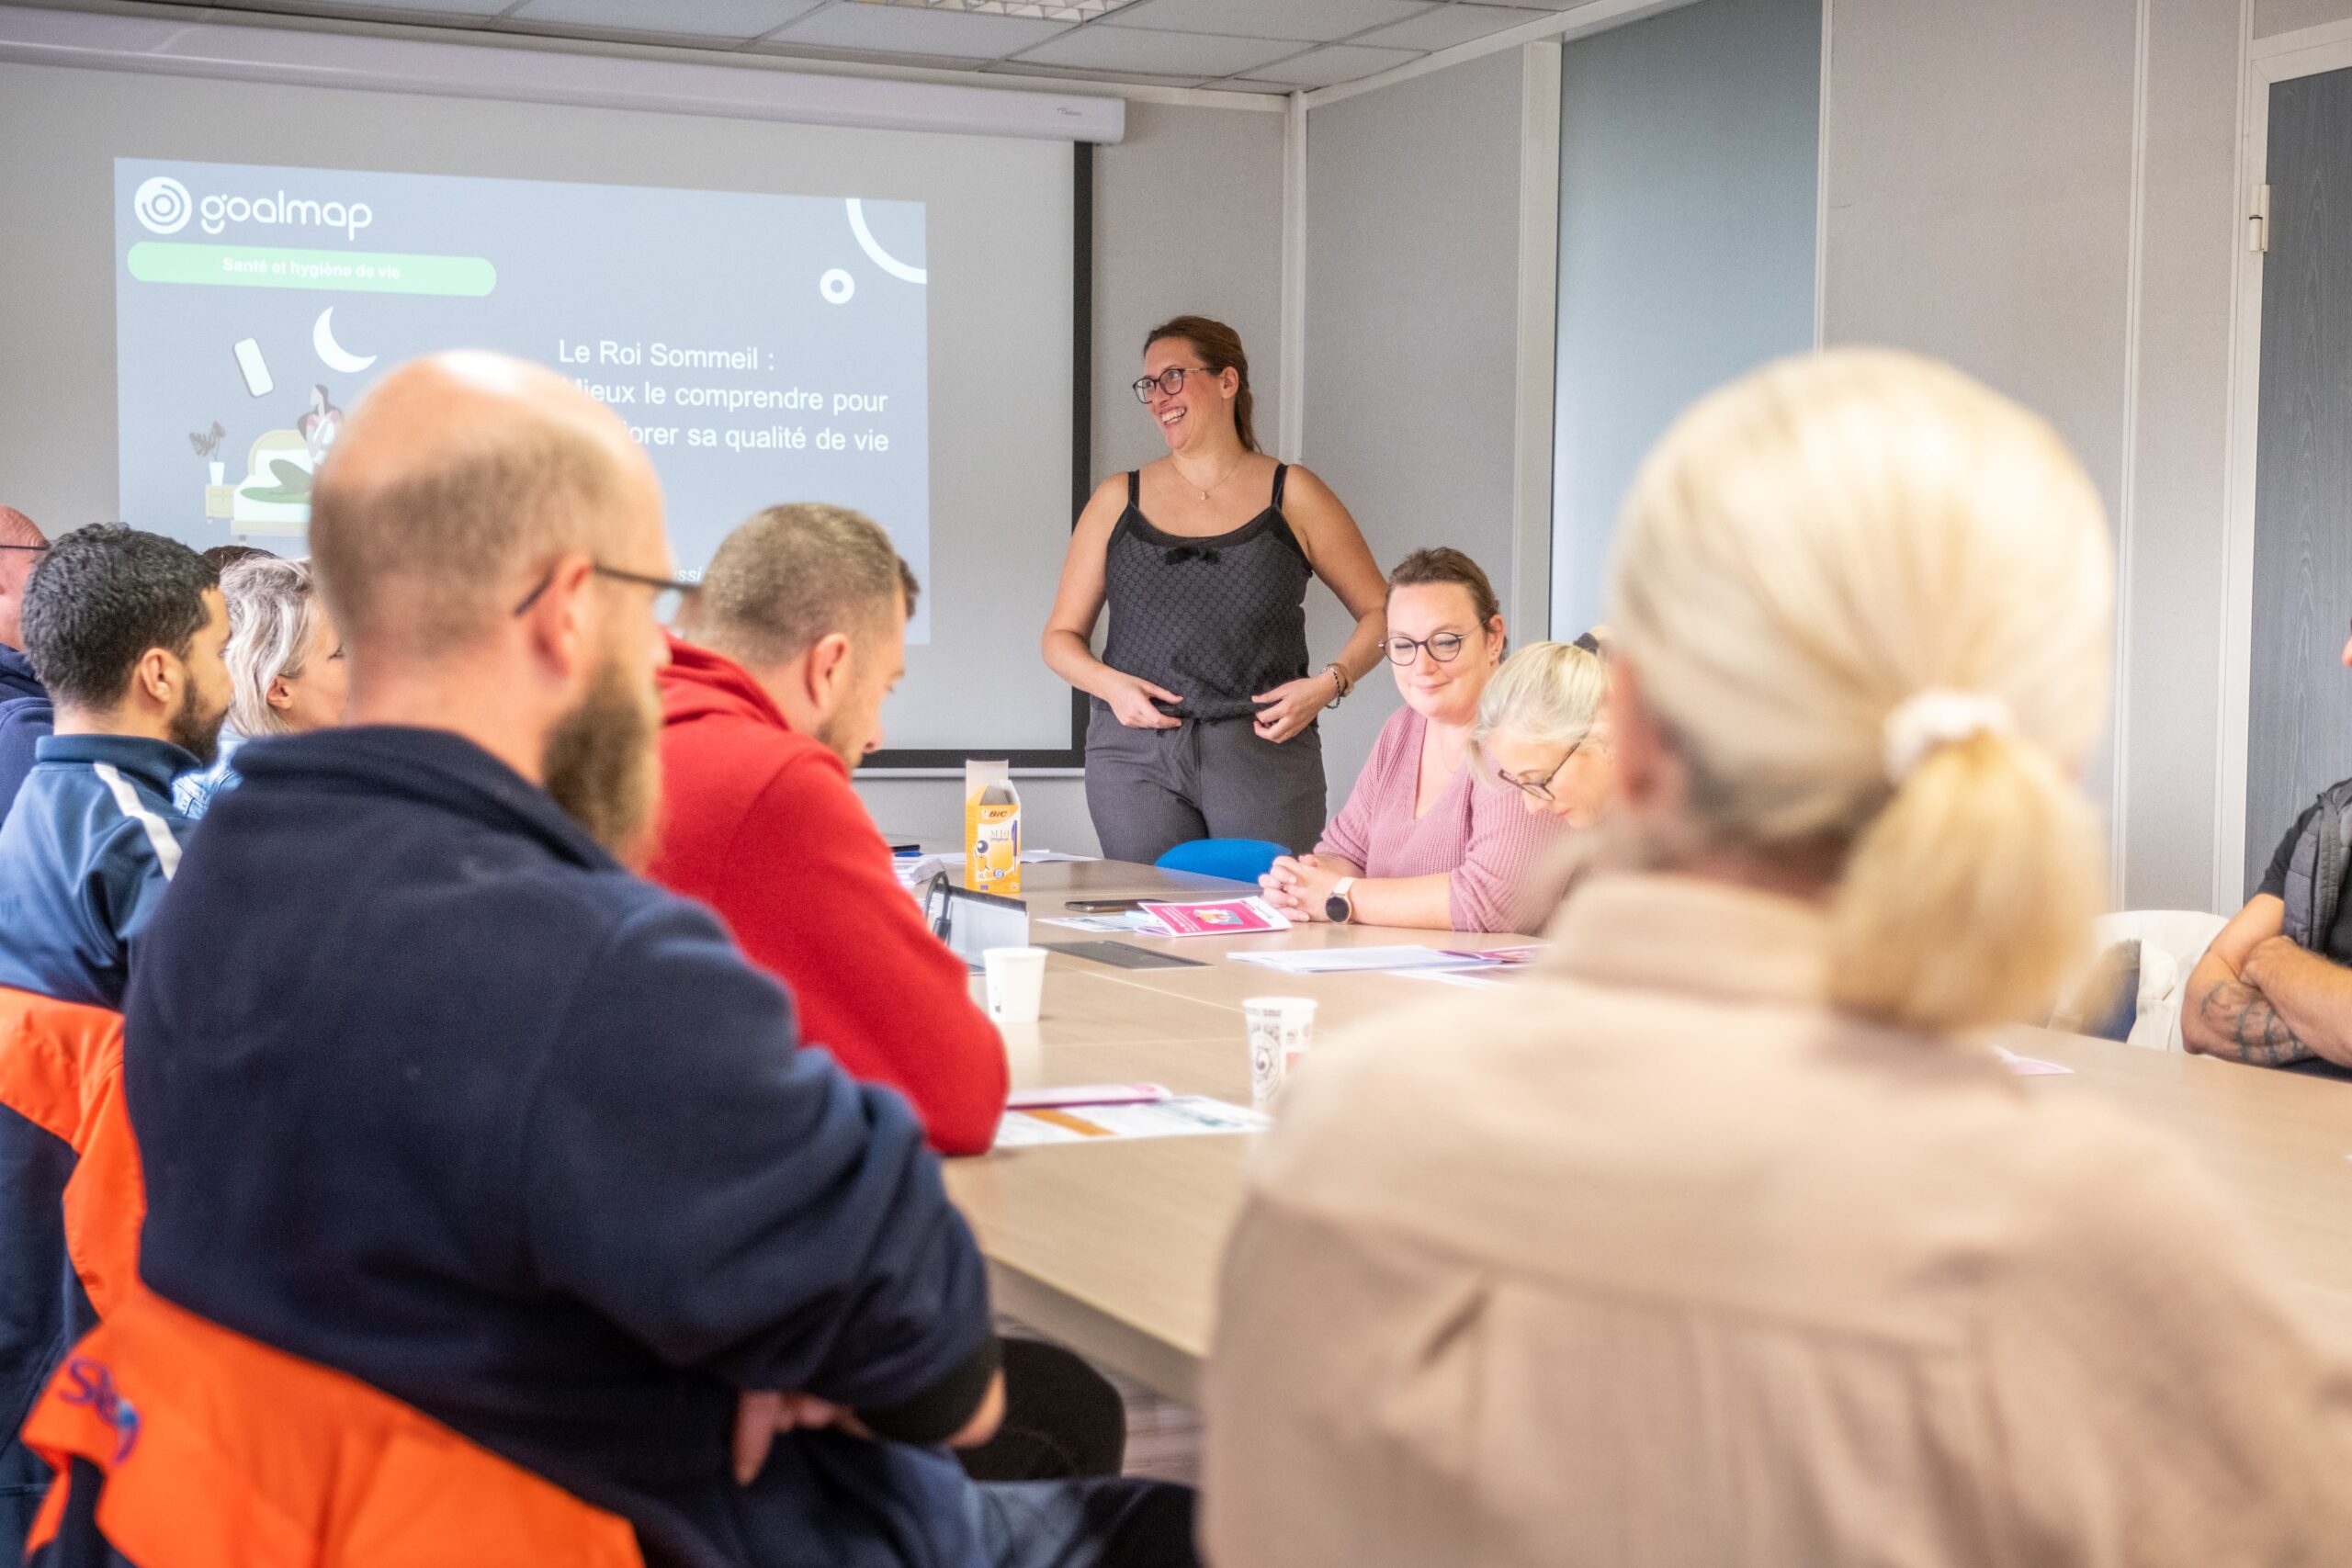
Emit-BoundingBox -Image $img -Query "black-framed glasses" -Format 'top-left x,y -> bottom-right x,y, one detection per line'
1495,743 -> 1577,803
1131,365 -> 1214,403
1385,632 -> 1467,665
0,544 -> 48,553
513,561 -> 700,623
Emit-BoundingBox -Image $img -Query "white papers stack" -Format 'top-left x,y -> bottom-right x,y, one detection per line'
1228,945 -> 1502,976
992,1096 -> 1270,1147
890,854 -> 952,891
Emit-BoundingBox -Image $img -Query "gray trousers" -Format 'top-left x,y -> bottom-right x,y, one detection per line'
1083,703 -> 1328,865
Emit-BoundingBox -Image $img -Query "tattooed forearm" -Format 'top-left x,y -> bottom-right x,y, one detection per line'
2194,979 -> 2317,1066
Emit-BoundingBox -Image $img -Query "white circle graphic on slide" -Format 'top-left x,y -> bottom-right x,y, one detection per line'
134,176 -> 193,235
820,268 -> 855,305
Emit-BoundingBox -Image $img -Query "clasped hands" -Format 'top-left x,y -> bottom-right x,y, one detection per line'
1261,852 -> 1341,921
1103,671 -> 1334,741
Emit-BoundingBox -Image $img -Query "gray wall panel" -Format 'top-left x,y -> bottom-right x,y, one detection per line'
2258,0 -> 2352,39
1551,0 -> 1820,637
1303,50 -> 1528,820
2120,0 -> 2245,908
1825,0 -> 2138,841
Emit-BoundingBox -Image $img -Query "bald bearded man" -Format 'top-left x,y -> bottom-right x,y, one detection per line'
107,354 -> 1194,1568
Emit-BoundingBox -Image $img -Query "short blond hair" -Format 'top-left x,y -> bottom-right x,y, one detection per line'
688,503 -> 916,671
1474,641 -> 1608,753
1609,349 -> 2112,1032
220,556 -> 324,737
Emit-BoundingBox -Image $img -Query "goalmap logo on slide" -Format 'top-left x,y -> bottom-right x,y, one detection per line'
132,175 -> 192,235
133,172 -> 374,242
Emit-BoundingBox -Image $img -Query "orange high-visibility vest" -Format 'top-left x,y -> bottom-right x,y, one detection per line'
23,1281 -> 645,1567
0,987 -> 142,1317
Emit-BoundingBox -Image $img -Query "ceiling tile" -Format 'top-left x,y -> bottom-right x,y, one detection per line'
1013,23 -> 1296,74
504,0 -> 827,40
768,3 -> 1074,57
1354,3 -> 1549,51
1099,0 -> 1431,43
1239,40 -> 1419,87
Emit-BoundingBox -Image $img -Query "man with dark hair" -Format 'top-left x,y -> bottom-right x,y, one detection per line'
0,506 -> 52,814
0,525 -> 227,1008
111,353 -> 1193,1567
652,503 -> 1010,1156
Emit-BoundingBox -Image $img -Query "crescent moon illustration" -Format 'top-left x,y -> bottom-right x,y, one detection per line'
312,308 -> 378,374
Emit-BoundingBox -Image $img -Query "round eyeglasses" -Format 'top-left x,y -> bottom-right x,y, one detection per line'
1385,632 -> 1467,665
1132,366 -> 1214,403
1495,745 -> 1577,802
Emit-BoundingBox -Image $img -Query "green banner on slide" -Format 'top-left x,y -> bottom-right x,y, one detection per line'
127,243 -> 497,296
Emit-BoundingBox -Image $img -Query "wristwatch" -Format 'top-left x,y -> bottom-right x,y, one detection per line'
1325,876 -> 1357,925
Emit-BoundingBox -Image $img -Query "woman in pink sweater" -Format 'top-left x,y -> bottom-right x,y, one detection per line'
1260,548 -> 1568,933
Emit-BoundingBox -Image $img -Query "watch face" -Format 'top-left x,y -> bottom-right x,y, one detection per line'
1324,893 -> 1350,923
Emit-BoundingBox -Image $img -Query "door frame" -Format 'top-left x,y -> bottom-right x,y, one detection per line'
2216,14 -> 2352,911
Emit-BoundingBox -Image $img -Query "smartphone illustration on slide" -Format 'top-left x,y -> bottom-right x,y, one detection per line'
233,337 -> 274,397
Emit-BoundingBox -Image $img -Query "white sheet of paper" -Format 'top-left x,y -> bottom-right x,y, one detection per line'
1040,913 -> 1155,933
991,1096 -> 1270,1147
1996,1045 -> 2075,1076
927,850 -> 1094,866
1229,945 -> 1498,976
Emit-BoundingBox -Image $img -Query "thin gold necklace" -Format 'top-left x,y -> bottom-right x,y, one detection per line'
1175,450 -> 1248,502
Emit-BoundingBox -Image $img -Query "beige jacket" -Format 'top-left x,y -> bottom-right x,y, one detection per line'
1202,874 -> 2352,1568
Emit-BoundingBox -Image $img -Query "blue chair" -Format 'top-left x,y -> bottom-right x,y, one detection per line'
1154,838 -> 1287,885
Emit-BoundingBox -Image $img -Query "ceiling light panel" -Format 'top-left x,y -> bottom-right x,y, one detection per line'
850,0 -> 1145,17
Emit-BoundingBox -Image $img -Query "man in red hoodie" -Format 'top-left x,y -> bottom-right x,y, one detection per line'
651,503 -> 1008,1156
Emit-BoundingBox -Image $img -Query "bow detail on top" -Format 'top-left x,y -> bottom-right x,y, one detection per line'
1161,545 -> 1223,566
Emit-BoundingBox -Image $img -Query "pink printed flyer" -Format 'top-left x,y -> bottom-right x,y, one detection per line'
1136,897 -> 1293,938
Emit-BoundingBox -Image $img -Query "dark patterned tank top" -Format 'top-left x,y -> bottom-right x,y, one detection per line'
1100,465 -> 1314,722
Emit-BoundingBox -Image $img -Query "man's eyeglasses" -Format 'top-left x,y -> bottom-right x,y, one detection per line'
1385,632 -> 1468,665
0,544 -> 48,553
1495,744 -> 1577,803
1132,366 -> 1214,403
513,561 -> 699,623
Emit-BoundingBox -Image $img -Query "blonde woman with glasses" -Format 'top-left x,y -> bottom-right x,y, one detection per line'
1475,637 -> 1615,826
1204,350 -> 2352,1566
175,556 -> 347,818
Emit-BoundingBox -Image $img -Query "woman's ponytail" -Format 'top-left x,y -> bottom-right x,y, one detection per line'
1826,731 -> 2104,1032
1607,349 -> 2116,1036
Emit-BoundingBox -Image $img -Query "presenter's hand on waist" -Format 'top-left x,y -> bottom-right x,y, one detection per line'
1250,676 -> 1333,743
1103,671 -> 1183,729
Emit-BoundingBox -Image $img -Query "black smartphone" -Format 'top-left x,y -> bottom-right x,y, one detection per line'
1063,898 -> 1146,914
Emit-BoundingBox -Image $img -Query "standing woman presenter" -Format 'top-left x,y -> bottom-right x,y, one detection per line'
1046,316 -> 1387,863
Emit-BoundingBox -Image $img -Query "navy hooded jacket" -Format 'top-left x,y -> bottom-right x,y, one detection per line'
0,734 -> 196,1008
124,727 -> 998,1568
0,648 -> 50,821
0,646 -> 39,705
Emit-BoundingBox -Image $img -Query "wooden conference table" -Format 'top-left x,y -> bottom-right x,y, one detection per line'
940,858 -> 2352,1404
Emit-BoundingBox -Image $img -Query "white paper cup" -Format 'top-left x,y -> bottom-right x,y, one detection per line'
1243,997 -> 1318,1107
983,946 -> 1049,1025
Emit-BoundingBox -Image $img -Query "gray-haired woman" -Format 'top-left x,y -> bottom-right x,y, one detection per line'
1475,638 -> 1616,827
174,556 -> 346,818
